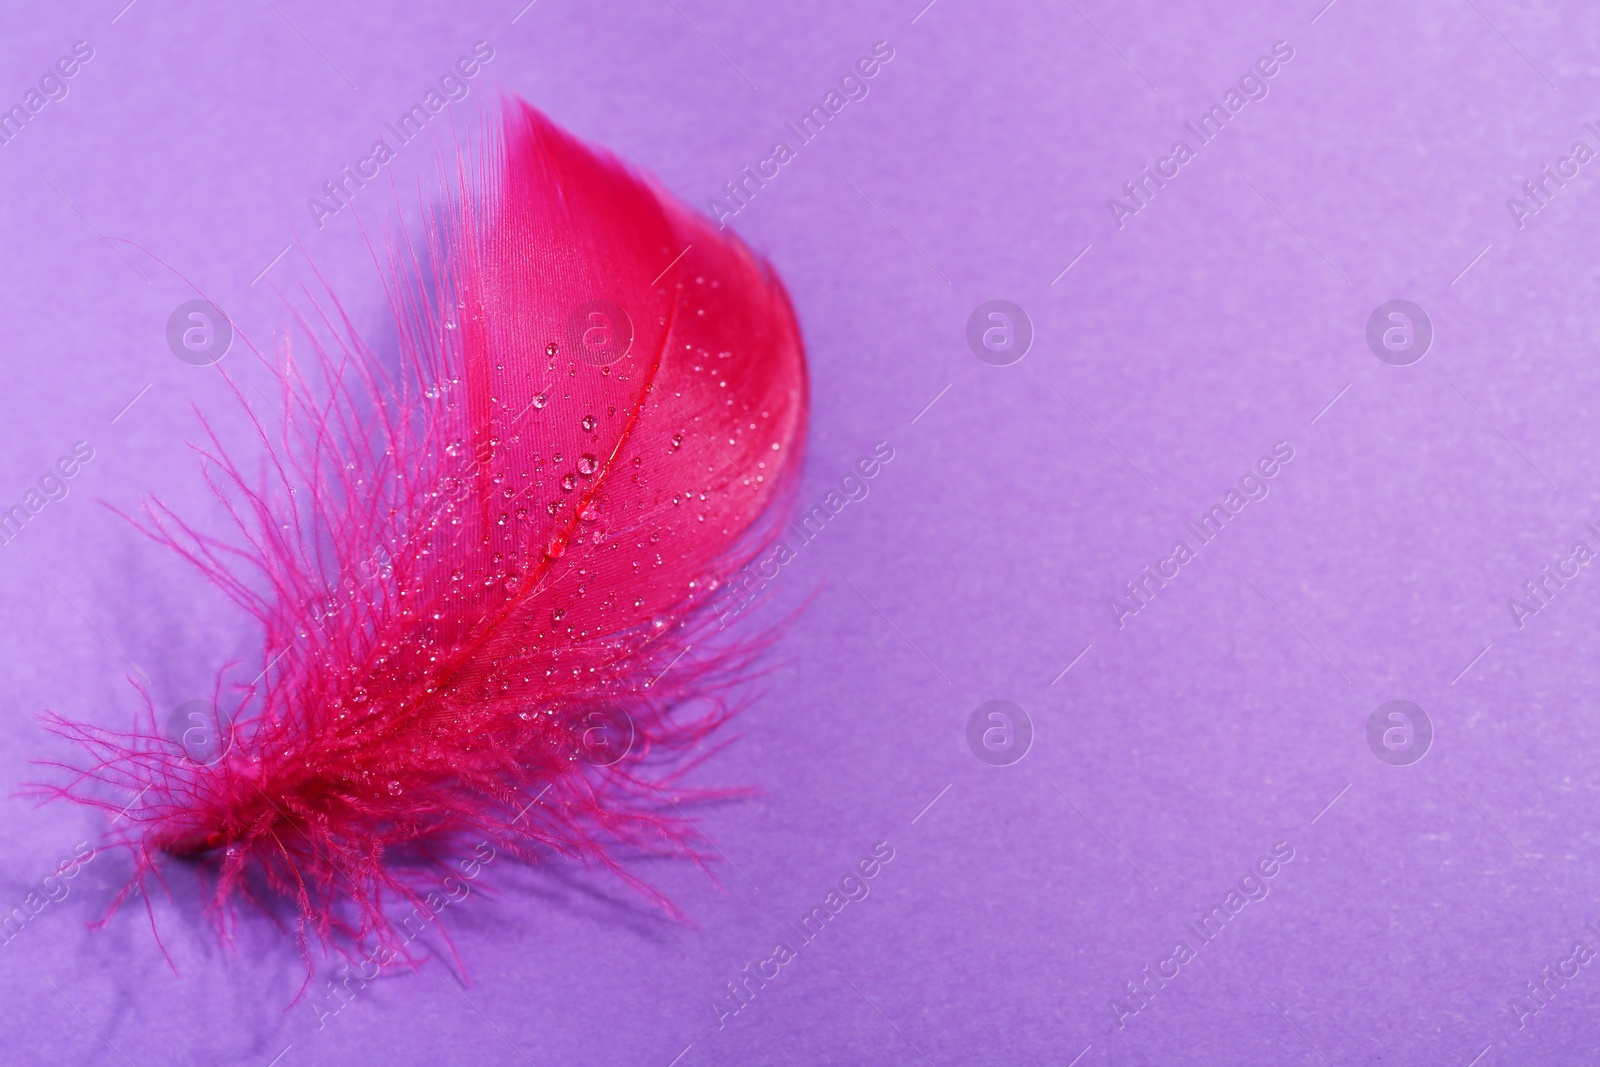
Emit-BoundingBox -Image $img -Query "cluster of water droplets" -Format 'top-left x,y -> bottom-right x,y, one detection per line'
286,261 -> 798,798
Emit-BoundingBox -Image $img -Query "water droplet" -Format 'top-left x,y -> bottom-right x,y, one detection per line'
670,433 -> 683,450
532,392 -> 547,409
387,780 -> 402,796
581,415 -> 597,432
546,342 -> 559,356
577,454 -> 598,476
561,473 -> 578,491
546,538 -> 567,560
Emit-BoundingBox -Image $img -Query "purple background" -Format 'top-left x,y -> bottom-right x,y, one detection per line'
4,0 -> 1600,1063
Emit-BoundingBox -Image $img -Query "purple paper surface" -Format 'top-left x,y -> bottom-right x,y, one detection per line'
4,1 -> 1600,1064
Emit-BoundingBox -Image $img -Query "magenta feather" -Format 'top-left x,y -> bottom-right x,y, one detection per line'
37,100 -> 809,963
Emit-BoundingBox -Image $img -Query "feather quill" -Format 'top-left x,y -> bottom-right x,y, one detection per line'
39,100 -> 808,959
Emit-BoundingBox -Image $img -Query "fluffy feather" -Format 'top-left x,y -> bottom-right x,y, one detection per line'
38,100 -> 808,960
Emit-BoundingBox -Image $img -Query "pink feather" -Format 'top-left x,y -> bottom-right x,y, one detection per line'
37,100 -> 808,962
